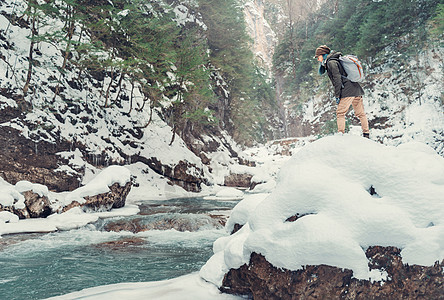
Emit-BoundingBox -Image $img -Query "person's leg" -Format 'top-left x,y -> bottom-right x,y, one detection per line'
352,96 -> 369,134
336,97 -> 354,133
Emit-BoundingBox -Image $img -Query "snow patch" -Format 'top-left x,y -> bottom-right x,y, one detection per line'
204,187 -> 244,201
46,273 -> 242,300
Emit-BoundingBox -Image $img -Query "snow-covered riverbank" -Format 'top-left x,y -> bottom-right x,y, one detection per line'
4,134 -> 439,299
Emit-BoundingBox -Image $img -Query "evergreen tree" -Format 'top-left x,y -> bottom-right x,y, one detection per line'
429,3 -> 444,38
168,26 -> 216,144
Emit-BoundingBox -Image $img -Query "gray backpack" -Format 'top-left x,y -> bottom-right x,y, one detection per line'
339,55 -> 365,82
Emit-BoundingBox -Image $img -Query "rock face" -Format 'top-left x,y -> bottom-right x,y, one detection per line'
0,127 -> 81,192
132,155 -> 206,192
244,0 -> 277,72
62,181 -> 132,213
0,117 -> 209,195
221,247 -> 444,299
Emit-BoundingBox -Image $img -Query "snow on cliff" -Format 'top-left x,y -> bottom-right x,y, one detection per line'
200,135 -> 444,286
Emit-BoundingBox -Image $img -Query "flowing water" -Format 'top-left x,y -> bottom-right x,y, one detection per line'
0,198 -> 237,300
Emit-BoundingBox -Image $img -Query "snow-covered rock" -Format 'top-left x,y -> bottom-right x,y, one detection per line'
0,205 -> 139,237
225,193 -> 268,234
0,165 -> 132,220
200,135 -> 444,288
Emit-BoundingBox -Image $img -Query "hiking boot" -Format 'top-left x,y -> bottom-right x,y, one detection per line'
363,133 -> 370,139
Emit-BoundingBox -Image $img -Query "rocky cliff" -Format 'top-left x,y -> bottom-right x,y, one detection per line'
244,0 -> 277,72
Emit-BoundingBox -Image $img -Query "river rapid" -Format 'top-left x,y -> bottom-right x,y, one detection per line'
0,197 -> 237,300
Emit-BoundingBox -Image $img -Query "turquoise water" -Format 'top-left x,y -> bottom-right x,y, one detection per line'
0,198 -> 237,300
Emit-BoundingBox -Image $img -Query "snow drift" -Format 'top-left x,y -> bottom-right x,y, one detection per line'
200,135 -> 444,286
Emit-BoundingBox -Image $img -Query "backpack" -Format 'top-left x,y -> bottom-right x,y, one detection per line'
338,55 -> 365,82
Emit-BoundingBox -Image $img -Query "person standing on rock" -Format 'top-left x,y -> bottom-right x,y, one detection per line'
315,45 -> 370,138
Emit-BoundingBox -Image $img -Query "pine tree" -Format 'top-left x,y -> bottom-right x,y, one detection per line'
168,26 -> 215,145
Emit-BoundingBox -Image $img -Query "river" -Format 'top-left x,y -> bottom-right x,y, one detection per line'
0,197 -> 238,300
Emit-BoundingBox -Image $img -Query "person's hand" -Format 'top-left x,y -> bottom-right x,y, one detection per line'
335,97 -> 340,104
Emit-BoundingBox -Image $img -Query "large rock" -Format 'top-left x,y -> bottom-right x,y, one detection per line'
23,190 -> 52,218
133,155 -> 206,192
0,190 -> 52,219
94,237 -> 146,251
62,181 -> 132,213
224,173 -> 253,188
104,213 -> 225,233
221,247 -> 444,299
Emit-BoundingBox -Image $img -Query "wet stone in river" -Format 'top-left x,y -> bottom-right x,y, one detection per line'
103,213 -> 225,233
94,237 -> 147,251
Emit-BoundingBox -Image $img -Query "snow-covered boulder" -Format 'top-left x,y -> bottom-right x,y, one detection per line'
0,179 -> 51,219
0,165 -> 132,219
200,135 -> 444,298
55,165 -> 132,213
225,193 -> 268,234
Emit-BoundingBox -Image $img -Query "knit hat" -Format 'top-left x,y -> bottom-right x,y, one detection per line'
314,45 -> 331,58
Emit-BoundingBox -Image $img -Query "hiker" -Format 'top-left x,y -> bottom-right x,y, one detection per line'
315,45 -> 370,138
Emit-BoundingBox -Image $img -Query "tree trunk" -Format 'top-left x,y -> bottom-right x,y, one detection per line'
115,72 -> 125,105
53,8 -> 76,101
287,0 -> 296,76
62,7 -> 75,70
104,66 -> 114,108
169,123 -> 176,146
23,6 -> 37,96
127,80 -> 134,114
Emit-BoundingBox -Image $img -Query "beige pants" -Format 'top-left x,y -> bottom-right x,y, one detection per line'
336,96 -> 369,134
